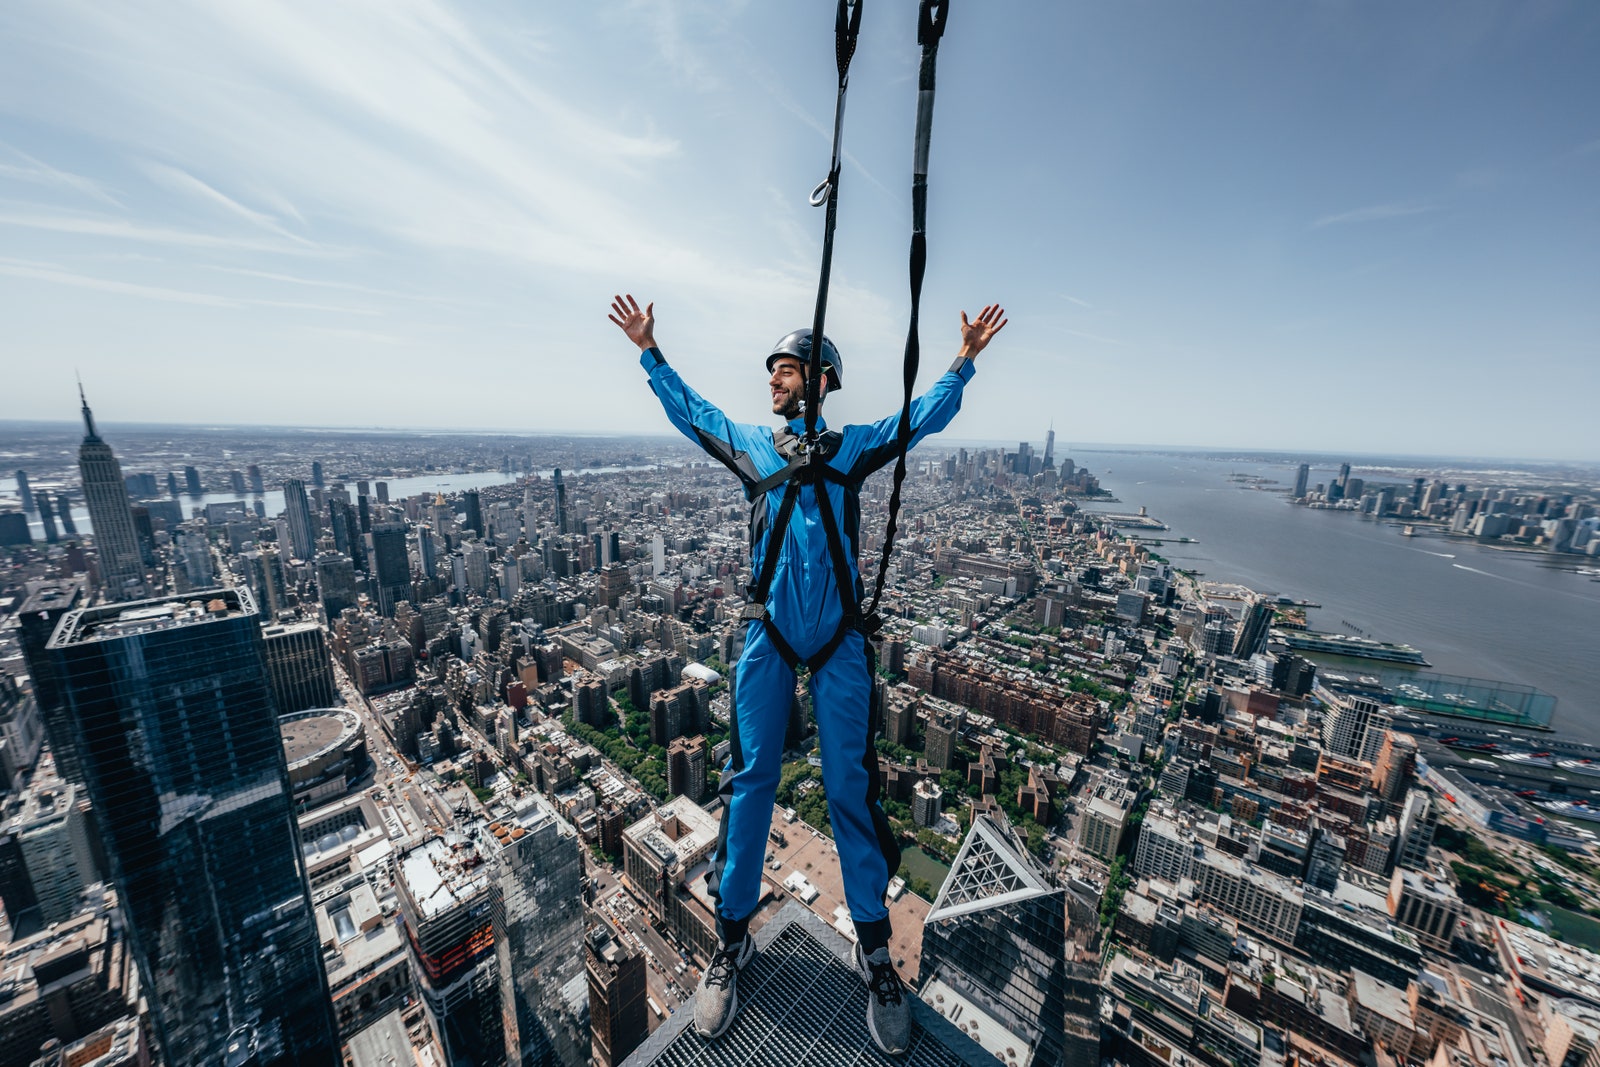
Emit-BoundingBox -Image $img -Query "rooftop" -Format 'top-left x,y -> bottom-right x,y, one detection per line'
396,831 -> 494,922
48,589 -> 256,647
621,903 -> 990,1067
345,1010 -> 413,1067
279,709 -> 362,766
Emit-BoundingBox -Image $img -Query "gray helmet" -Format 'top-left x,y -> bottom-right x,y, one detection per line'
767,329 -> 843,392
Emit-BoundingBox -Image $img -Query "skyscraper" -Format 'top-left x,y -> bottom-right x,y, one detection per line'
1043,425 -> 1055,470
484,795 -> 587,1066
397,831 -> 506,1066
282,478 -> 316,561
1321,690 -> 1392,763
56,494 -> 79,537
248,464 -> 265,495
261,621 -> 337,715
919,812 -> 1099,1067
463,489 -> 485,538
15,470 -> 33,512
416,524 -> 437,579
370,521 -> 411,616
553,468 -> 568,534
586,919 -> 648,1067
18,579 -> 86,784
76,387 -> 146,600
315,551 -> 359,619
311,460 -> 324,489
183,465 -> 202,496
36,492 -> 59,543
1293,463 -> 1310,499
48,589 -> 340,1066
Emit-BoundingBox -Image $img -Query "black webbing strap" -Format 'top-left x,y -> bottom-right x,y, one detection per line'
746,479 -> 802,610
749,458 -> 807,501
743,444 -> 865,674
863,0 -> 948,629
804,0 -> 863,442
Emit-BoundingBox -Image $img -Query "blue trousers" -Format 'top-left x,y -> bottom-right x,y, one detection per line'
706,622 -> 899,950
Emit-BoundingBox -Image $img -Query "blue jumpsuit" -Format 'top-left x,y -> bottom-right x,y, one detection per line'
640,346 -> 976,949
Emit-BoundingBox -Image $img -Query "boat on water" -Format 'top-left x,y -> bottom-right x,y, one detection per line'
1557,758 -> 1600,779
1502,751 -> 1560,768
1539,800 -> 1600,824
1402,524 -> 1417,537
1272,629 -> 1431,666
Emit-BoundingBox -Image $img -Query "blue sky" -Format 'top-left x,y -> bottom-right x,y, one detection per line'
1,2 -> 1596,459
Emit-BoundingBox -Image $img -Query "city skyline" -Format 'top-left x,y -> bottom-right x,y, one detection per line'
6,409 -> 1600,470
3,352 -> 1598,1065
2,3 -> 1597,458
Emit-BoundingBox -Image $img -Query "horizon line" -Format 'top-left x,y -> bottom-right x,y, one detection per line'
0,418 -> 1596,468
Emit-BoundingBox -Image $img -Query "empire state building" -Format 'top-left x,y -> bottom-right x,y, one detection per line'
77,386 -> 146,600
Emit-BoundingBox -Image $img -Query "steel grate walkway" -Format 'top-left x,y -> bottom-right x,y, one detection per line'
623,904 -> 991,1067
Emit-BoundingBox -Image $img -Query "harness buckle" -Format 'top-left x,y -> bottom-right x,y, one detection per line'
739,602 -> 768,622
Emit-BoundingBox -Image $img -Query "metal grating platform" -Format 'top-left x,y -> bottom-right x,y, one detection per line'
622,904 -> 991,1067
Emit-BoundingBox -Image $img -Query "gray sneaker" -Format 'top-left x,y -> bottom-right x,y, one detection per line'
855,942 -> 912,1056
694,934 -> 756,1040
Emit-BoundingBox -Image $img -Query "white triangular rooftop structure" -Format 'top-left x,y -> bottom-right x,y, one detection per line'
925,812 -> 1057,923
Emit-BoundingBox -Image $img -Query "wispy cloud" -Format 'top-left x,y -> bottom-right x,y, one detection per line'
1311,201 -> 1438,228
0,144 -> 123,207
0,257 -> 378,314
1060,294 -> 1094,309
138,161 -> 311,244
0,258 -> 238,307
0,212 -> 334,256
1061,327 -> 1130,348
200,265 -> 452,303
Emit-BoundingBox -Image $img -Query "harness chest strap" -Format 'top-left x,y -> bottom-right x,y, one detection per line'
742,430 -> 872,672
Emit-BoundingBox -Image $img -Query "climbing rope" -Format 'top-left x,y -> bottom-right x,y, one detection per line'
863,0 -> 948,628
803,0 -> 864,443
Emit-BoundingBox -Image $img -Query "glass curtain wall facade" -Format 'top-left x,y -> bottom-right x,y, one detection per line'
48,589 -> 339,1067
919,813 -> 1094,1067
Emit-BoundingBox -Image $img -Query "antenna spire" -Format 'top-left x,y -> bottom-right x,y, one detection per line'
78,375 -> 100,440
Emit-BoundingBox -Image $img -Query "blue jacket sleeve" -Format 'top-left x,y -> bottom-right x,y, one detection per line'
639,348 -> 760,476
841,357 -> 976,478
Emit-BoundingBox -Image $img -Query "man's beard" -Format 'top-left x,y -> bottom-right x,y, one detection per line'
774,389 -> 803,420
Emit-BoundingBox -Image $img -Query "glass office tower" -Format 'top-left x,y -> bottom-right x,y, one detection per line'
48,589 -> 339,1066
918,812 -> 1099,1067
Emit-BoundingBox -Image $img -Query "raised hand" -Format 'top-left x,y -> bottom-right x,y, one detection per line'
958,304 -> 1007,359
608,293 -> 656,351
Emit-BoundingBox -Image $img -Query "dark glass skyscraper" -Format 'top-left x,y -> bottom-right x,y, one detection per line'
462,489 -> 484,538
76,388 -> 146,600
282,478 -> 316,562
370,521 -> 411,616
17,579 -> 87,783
919,812 -> 1099,1067
48,588 -> 340,1067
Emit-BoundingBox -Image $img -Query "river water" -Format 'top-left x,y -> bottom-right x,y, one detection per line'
1078,451 -> 1600,738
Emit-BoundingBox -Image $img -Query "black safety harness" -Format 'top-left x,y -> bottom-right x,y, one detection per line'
737,0 -> 950,677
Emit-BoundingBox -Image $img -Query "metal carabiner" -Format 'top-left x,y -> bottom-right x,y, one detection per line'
809,178 -> 831,207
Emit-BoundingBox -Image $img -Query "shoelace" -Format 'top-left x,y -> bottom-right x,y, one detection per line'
867,959 -> 904,1006
705,949 -> 740,991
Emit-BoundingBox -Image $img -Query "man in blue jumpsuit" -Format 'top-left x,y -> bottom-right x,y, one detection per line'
608,294 -> 1006,1055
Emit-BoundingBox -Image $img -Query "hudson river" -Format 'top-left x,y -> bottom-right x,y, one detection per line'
1079,451 -> 1600,738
